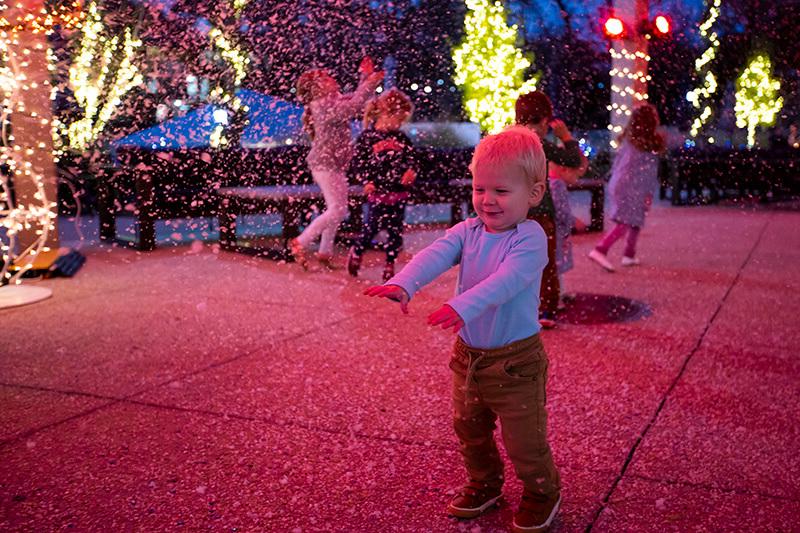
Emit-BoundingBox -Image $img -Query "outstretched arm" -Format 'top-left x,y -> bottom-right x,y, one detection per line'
386,222 -> 465,300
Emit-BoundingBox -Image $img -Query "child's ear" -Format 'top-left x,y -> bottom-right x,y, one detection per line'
529,180 -> 546,207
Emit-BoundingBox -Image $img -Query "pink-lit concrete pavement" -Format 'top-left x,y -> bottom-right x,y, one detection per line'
2,202 -> 799,532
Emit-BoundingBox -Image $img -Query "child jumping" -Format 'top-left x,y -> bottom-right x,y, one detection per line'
549,157 -> 588,302
291,58 -> 384,269
589,103 -> 665,272
347,88 -> 417,282
366,126 -> 561,533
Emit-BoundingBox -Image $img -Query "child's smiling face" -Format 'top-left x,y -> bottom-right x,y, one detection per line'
472,163 -> 543,233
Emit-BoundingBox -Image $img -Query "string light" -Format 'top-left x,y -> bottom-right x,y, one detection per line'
687,0 -> 722,137
0,1 -> 84,33
607,46 -> 650,148
734,54 -> 783,148
207,28 -> 250,147
0,2 -> 58,284
52,1 -> 142,153
453,0 -> 538,133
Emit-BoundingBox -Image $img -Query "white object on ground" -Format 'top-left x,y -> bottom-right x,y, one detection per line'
0,285 -> 52,309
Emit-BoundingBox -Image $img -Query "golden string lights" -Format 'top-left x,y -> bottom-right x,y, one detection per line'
453,0 -> 538,133
208,27 -> 250,147
0,1 -> 83,33
734,54 -> 783,148
687,0 -> 722,137
52,1 -> 142,154
607,47 -> 651,148
0,6 -> 57,284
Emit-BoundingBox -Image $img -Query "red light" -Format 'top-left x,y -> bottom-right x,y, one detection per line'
604,17 -> 625,39
654,15 -> 670,35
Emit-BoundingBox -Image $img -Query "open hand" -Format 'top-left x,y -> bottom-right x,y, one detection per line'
428,304 -> 464,333
359,57 -> 374,76
364,284 -> 409,314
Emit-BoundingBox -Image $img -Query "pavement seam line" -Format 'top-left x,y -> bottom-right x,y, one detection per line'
0,399 -> 122,448
0,313 -> 364,449
585,215 -> 773,532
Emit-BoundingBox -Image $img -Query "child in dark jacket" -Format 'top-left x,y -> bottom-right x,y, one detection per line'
347,88 -> 417,281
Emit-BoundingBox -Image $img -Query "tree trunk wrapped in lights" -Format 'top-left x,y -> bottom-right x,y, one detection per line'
734,54 -> 783,148
453,0 -> 538,134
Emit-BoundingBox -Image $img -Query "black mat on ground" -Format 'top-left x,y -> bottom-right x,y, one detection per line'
558,292 -> 651,325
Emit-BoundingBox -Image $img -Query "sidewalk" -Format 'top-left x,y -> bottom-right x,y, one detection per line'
1,202 -> 799,532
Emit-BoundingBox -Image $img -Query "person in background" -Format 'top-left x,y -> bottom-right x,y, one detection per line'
589,103 -> 665,272
347,88 -> 417,282
291,58 -> 383,269
515,91 -> 584,328
549,156 -> 588,304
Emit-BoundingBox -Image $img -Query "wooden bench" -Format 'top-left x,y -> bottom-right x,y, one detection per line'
448,178 -> 605,232
217,184 -> 367,259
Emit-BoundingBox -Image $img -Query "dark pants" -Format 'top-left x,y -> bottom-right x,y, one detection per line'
353,202 -> 405,263
528,213 -> 559,315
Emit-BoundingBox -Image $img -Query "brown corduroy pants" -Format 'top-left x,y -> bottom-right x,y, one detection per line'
450,334 -> 561,496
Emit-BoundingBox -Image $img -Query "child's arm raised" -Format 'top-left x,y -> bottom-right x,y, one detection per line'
332,59 -> 384,120
446,224 -> 547,325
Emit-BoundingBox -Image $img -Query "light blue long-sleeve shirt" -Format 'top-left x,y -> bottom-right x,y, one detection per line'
386,217 -> 548,349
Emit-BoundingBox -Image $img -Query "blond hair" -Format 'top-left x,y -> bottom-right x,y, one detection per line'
295,69 -> 330,105
470,125 -> 546,187
363,87 -> 414,129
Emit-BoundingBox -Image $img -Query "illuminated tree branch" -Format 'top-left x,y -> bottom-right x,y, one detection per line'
453,0 -> 538,133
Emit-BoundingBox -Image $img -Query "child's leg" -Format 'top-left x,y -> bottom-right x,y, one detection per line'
296,170 -> 349,256
382,203 -> 406,264
623,226 -> 641,258
484,339 -> 560,496
595,222 -> 629,254
352,202 -> 381,257
451,349 -> 504,488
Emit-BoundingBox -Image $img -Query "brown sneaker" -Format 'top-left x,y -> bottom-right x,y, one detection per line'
316,252 -> 336,270
512,491 -> 561,532
447,481 -> 502,519
346,247 -> 361,277
288,238 -> 308,270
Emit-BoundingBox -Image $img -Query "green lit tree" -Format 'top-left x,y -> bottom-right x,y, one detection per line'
734,54 -> 783,147
453,0 -> 538,133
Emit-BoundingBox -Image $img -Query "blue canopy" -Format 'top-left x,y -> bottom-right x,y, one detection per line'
112,89 -> 305,150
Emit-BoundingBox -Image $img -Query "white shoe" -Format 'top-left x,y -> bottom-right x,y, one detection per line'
588,249 -> 615,272
621,256 -> 640,267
